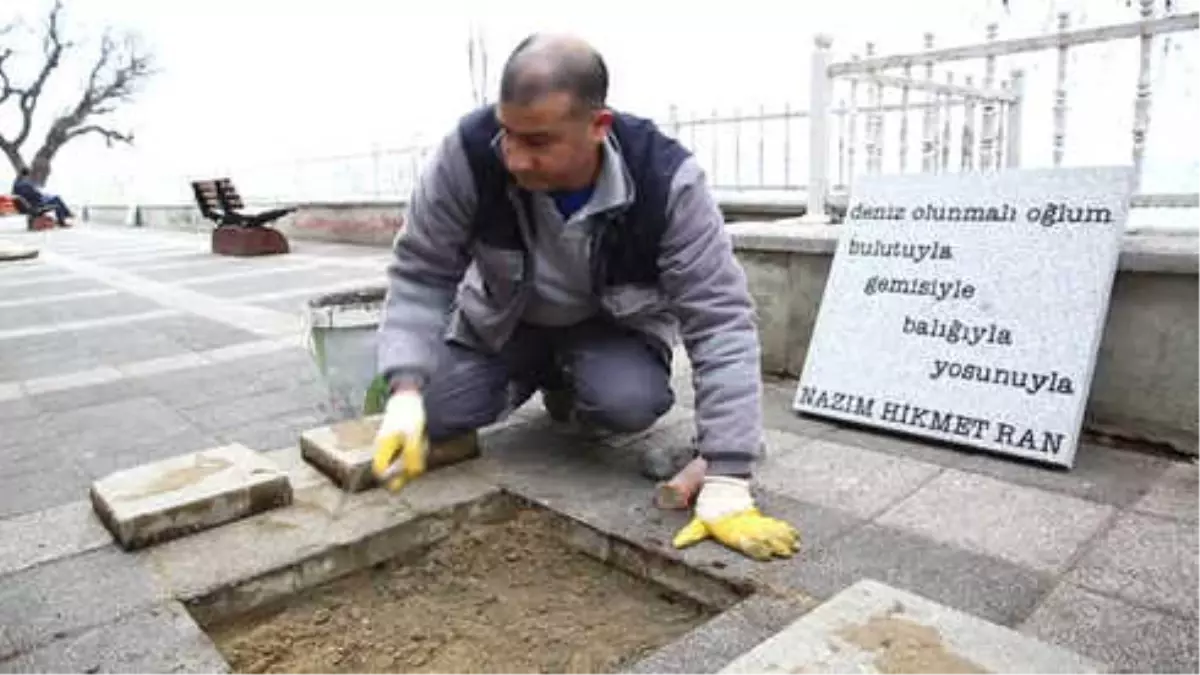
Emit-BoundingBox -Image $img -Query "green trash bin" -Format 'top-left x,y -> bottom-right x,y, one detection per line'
304,286 -> 391,419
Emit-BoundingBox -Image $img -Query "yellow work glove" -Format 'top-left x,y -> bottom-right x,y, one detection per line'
371,390 -> 428,492
672,476 -> 800,561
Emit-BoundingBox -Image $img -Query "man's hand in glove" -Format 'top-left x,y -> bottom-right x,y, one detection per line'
371,389 -> 428,492
671,476 -> 800,561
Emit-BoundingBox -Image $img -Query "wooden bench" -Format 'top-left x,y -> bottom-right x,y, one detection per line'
2,194 -> 59,231
189,178 -> 295,256
190,178 -> 295,228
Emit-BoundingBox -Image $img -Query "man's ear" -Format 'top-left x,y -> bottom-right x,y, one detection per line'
590,108 -> 613,142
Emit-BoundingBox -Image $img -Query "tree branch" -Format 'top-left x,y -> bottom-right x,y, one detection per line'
64,123 -> 132,146
14,0 -> 70,148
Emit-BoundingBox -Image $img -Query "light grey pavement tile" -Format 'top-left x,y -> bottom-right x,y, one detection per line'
1066,511 -> 1199,618
180,266 -> 354,298
177,387 -> 332,432
759,378 -> 845,440
21,366 -> 124,396
1131,460 -> 1198,522
0,464 -> 92,521
0,288 -> 119,309
73,427 -> 225,481
757,430 -> 942,519
25,375 -> 152,414
0,396 -> 39,422
773,521 -> 1056,627
0,276 -> 98,299
1020,583 -> 1199,674
0,309 -> 182,342
876,470 -> 1116,574
213,408 -> 338,453
115,351 -> 211,378
955,439 -> 1175,508
0,501 -> 112,577
0,602 -> 230,674
0,546 -> 165,658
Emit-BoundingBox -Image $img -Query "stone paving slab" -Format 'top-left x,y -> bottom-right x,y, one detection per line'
756,430 -> 942,519
0,602 -> 230,674
1065,511 -> 1199,618
0,546 -> 167,660
720,579 -> 1105,673
299,414 -> 384,491
90,443 -> 293,550
875,470 -> 1116,574
0,500 -> 111,577
1020,583 -> 1199,673
1132,460 -> 1198,522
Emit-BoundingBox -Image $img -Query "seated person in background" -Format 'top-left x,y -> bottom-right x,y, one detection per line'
11,168 -> 75,226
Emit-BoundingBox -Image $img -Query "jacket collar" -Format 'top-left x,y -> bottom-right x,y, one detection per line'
489,129 -> 636,220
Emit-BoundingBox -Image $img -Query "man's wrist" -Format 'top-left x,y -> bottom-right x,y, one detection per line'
387,371 -> 424,396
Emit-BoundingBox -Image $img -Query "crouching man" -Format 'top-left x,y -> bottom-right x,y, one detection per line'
372,33 -> 798,561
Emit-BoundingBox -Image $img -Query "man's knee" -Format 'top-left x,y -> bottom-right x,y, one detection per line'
419,345 -> 508,440
575,375 -> 673,433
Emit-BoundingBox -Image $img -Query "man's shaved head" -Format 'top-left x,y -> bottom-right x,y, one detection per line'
499,33 -> 609,113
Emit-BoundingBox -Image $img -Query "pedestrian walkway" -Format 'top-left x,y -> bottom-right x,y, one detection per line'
0,220 -> 1195,673
0,220 -> 390,517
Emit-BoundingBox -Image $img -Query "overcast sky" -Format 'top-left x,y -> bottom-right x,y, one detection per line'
2,0 -> 1196,203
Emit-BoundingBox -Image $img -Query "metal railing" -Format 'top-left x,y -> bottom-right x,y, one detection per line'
802,0 -> 1199,222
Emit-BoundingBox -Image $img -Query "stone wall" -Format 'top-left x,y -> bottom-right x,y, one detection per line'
83,201 -> 405,247
729,220 -> 1200,455
82,199 -> 796,248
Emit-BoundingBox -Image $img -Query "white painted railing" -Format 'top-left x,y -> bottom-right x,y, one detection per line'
803,0 -> 1199,223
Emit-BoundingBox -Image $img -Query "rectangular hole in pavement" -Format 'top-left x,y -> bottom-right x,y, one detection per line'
188,491 -> 750,674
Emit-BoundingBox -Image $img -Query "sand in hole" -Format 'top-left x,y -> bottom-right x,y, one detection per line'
203,507 -> 718,673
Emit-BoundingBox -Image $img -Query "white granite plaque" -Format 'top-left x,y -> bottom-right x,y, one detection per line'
794,167 -> 1134,468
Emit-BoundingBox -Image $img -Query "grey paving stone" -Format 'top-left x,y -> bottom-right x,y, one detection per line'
0,546 -> 166,659
1132,460 -> 1198,522
187,266 -> 359,298
90,442 -> 293,550
42,292 -> 166,323
25,376 -> 153,414
760,379 -> 844,440
956,440 -> 1175,508
35,396 -> 199,450
815,419 -> 983,470
214,407 -> 337,452
722,579 -> 1104,674
1066,511 -> 1199,618
757,431 -> 942,519
0,500 -> 111,577
0,397 -> 39,423
178,387 -> 330,432
0,464 -> 91,520
73,426 -> 225,481
876,470 -> 1115,574
1,276 -> 98,299
1021,583 -> 1198,673
0,601 -> 230,674
136,313 -> 264,352
775,520 -> 1054,627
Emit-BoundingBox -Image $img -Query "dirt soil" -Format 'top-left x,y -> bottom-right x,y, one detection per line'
204,507 -> 716,673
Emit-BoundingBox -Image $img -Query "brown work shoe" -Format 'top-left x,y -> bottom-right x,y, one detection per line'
427,430 -> 481,469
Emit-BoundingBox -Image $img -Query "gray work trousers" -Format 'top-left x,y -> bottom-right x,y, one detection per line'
423,318 -> 675,441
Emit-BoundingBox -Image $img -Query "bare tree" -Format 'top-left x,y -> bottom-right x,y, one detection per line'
0,0 -> 154,186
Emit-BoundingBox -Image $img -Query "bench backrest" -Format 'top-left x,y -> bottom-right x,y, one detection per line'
215,178 -> 245,211
190,180 -> 223,220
